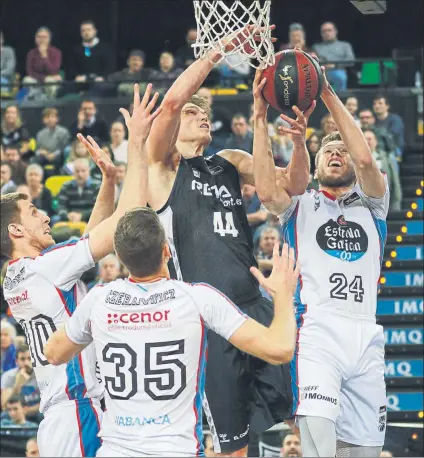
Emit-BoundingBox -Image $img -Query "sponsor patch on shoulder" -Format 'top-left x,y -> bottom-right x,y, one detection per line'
379,405 -> 387,413
343,192 -> 360,206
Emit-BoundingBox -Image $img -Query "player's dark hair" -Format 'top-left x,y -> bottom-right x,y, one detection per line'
114,207 -> 166,278
0,193 -> 29,258
187,95 -> 211,118
6,395 -> 22,406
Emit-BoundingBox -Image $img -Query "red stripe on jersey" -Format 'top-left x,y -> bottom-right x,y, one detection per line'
195,282 -> 246,318
55,287 -> 72,317
193,317 -> 205,455
8,258 -> 20,266
319,190 -> 337,201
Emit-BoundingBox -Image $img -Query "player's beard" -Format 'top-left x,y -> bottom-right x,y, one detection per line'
317,166 -> 356,188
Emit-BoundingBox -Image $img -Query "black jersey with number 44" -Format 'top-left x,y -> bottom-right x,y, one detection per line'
157,155 -> 261,307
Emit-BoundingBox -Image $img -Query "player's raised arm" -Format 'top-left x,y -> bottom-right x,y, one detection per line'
82,137 -> 116,234
320,68 -> 385,198
81,84 -> 162,262
147,26 -> 276,165
251,70 -> 314,214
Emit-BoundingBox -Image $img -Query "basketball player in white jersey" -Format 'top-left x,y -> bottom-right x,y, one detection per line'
253,68 -> 388,457
1,84 -> 161,457
44,207 -> 300,457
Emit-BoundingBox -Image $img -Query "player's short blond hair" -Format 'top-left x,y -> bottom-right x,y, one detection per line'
186,95 -> 211,118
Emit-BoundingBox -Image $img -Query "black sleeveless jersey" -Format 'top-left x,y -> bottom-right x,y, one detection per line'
158,154 -> 261,306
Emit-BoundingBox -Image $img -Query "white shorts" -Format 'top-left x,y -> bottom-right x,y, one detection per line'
291,309 -> 387,446
38,399 -> 103,457
96,442 -> 197,457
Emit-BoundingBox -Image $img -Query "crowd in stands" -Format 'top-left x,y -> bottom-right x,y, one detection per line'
1,18 -> 359,99
0,18 -> 406,457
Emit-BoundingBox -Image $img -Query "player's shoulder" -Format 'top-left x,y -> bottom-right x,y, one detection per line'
3,258 -> 33,293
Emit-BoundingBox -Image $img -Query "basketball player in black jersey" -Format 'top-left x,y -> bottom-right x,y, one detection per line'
146,36 -> 314,455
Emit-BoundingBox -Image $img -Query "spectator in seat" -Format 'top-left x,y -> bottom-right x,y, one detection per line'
216,51 -> 250,88
225,113 -> 253,153
114,161 -> 127,205
281,433 -> 302,457
280,23 -> 314,55
35,108 -> 70,170
23,27 -> 62,98
110,121 -> 128,163
69,20 -> 114,83
175,27 -> 197,69
70,99 -> 109,145
25,164 -> 54,216
1,320 -> 16,374
1,162 -> 16,195
344,96 -> 360,125
151,52 -> 183,93
1,105 -> 30,148
26,437 -> 40,457
306,133 -> 321,189
62,139 -> 91,175
0,31 -> 16,95
373,95 -> 405,158
89,253 -> 121,289
0,396 -> 38,428
242,184 -> 267,237
272,117 -> 294,167
1,344 -> 41,422
108,49 -> 151,95
363,128 -> 402,210
57,157 -> 100,223
312,22 -> 355,91
255,226 -> 280,276
4,145 -> 27,185
319,113 -> 338,138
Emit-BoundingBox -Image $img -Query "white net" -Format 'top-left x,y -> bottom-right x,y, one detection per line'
192,0 -> 275,70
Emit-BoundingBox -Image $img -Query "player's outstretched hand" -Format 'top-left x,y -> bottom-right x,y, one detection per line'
76,134 -> 116,179
252,69 -> 268,118
277,102 -> 316,144
119,83 -> 162,140
250,243 -> 300,300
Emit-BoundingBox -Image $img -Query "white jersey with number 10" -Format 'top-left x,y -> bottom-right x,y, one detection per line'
65,277 -> 247,457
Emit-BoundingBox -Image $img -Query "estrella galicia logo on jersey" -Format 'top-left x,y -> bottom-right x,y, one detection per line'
316,215 -> 368,262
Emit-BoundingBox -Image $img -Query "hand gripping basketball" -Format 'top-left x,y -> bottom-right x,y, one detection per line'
278,102 -> 316,144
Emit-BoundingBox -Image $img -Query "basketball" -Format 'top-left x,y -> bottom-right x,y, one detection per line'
262,49 -> 325,115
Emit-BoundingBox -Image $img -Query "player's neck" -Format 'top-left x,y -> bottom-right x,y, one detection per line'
129,267 -> 170,284
176,140 -> 205,159
319,185 -> 352,200
11,244 -> 42,262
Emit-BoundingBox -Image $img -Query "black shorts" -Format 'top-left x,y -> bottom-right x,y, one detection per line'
204,295 -> 292,453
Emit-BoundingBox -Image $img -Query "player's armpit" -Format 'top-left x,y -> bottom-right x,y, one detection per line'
44,328 -> 88,366
229,318 -> 293,365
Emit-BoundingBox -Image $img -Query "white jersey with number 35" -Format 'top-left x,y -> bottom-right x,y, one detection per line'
3,236 -> 103,413
65,277 -> 247,457
279,176 -> 390,319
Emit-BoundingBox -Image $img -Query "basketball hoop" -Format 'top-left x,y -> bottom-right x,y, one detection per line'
192,0 -> 275,70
